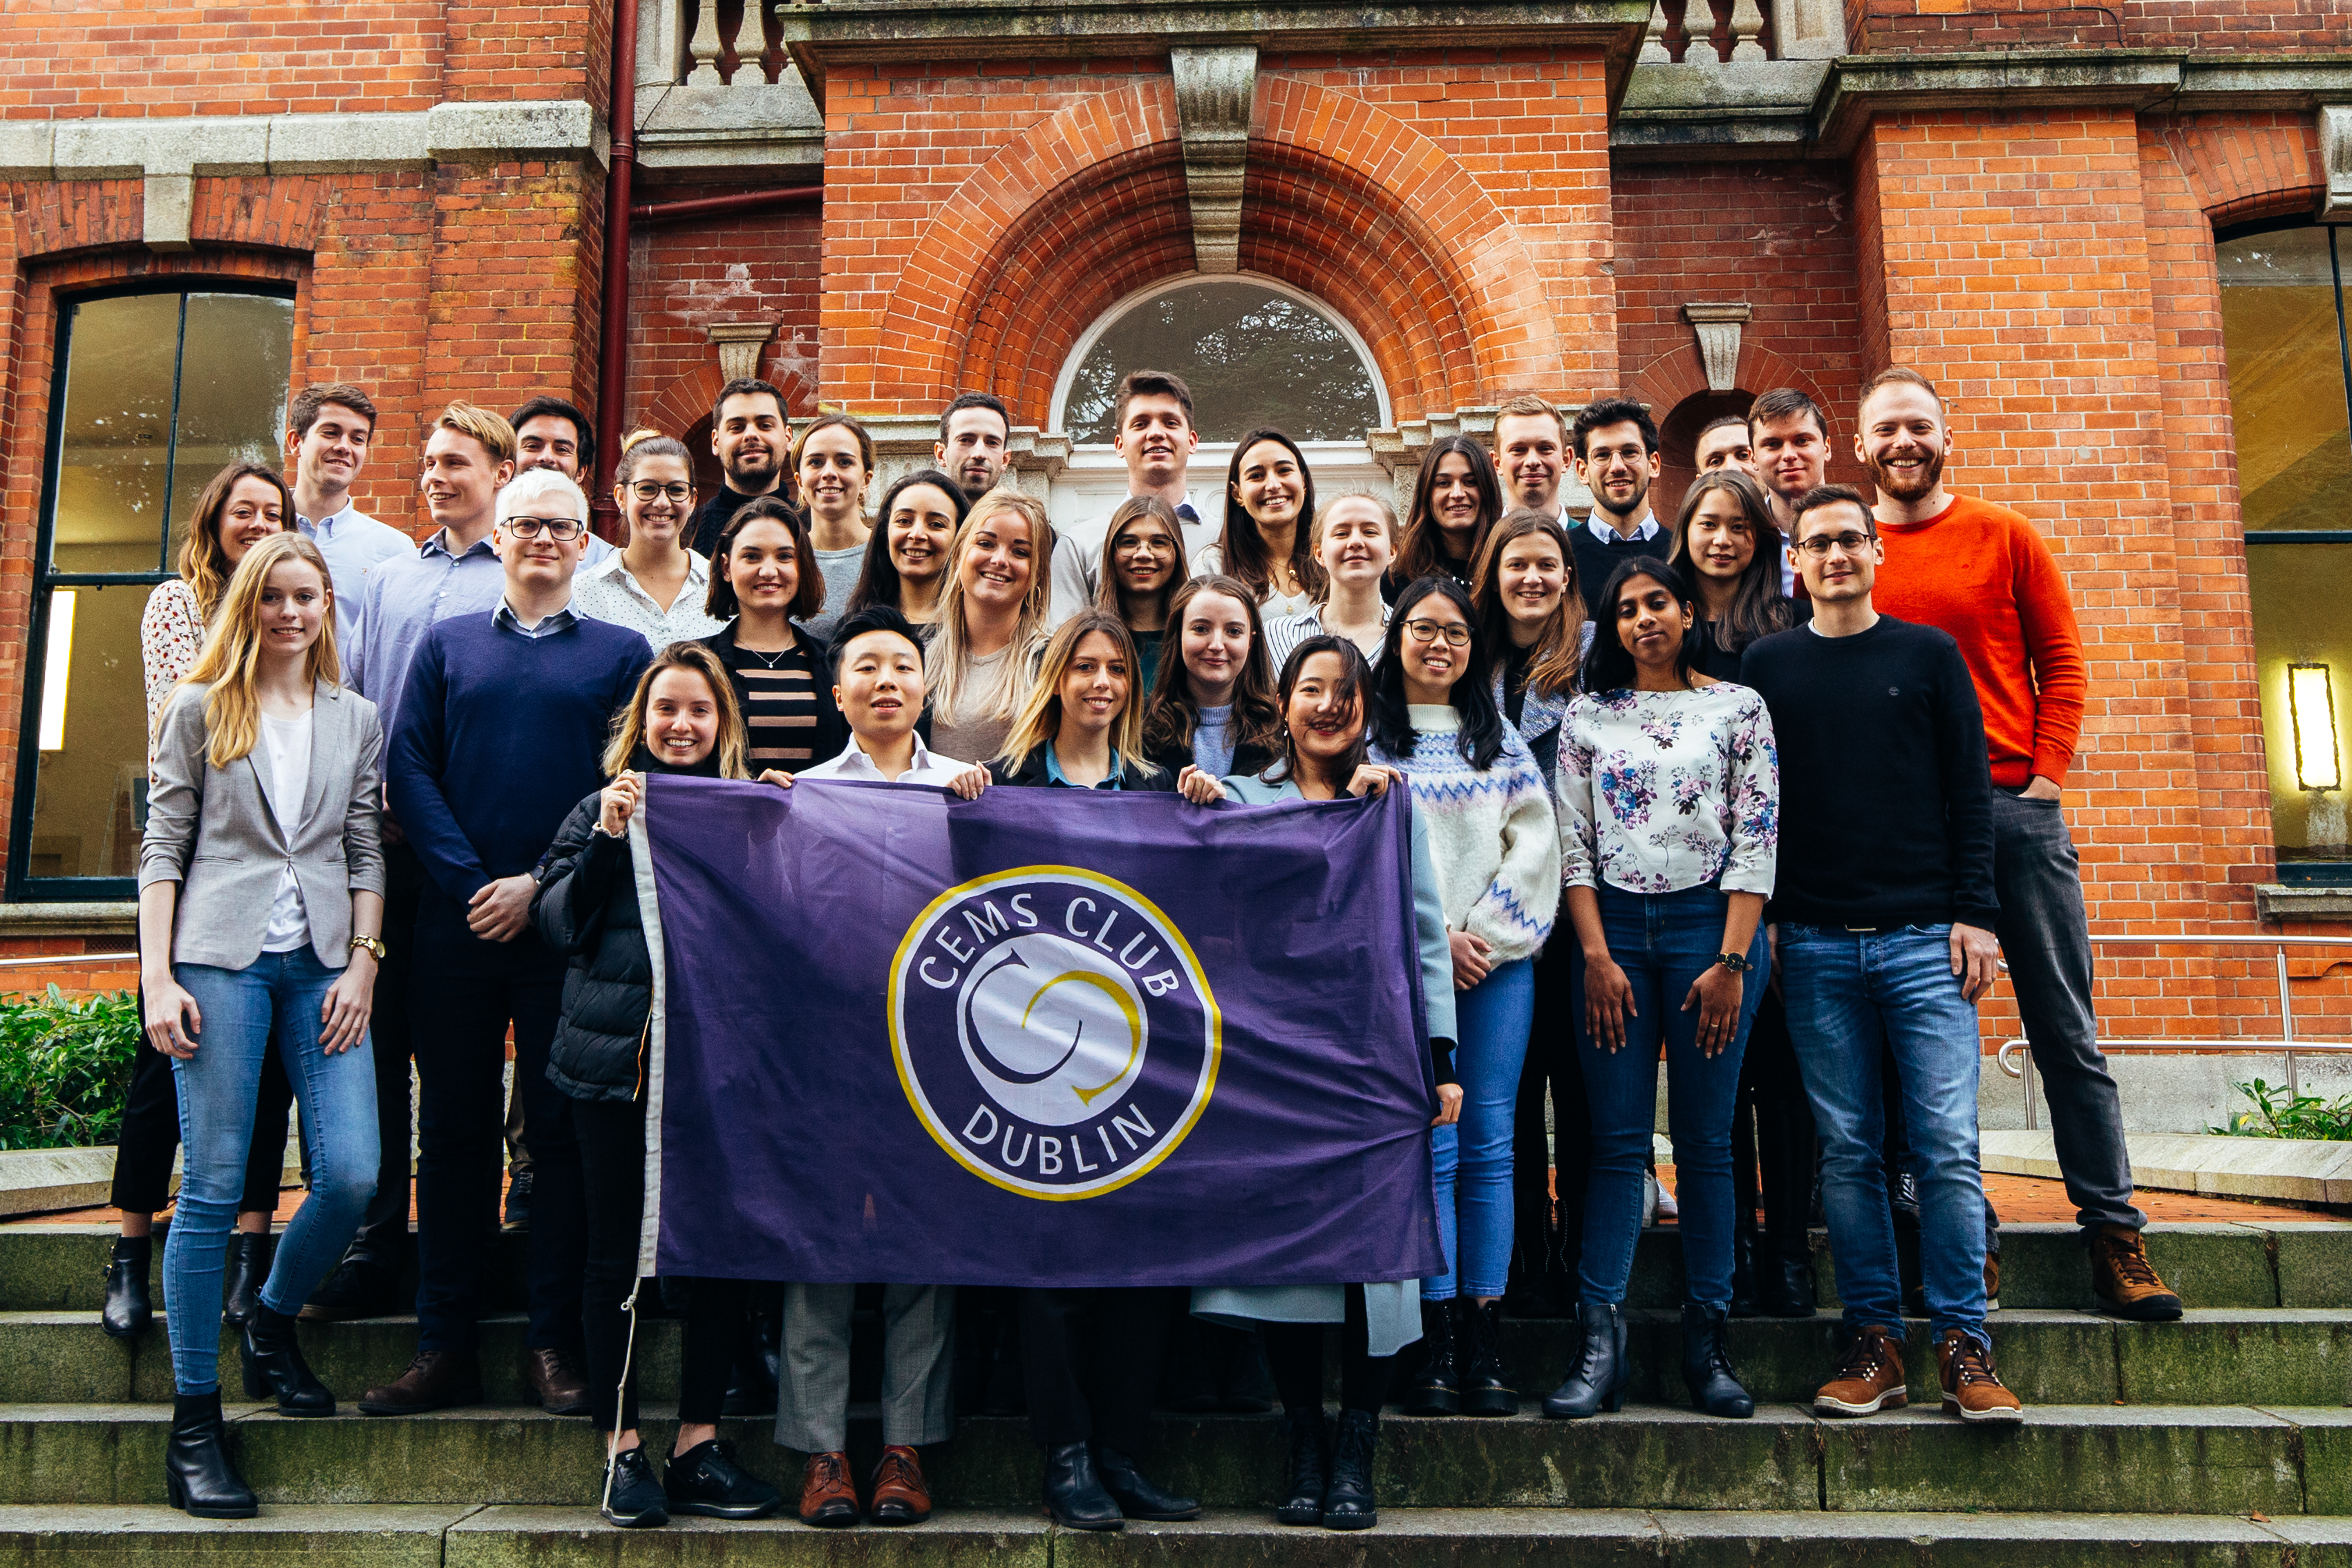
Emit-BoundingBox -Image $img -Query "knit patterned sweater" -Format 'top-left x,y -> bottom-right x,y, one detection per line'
1373,704 -> 1561,965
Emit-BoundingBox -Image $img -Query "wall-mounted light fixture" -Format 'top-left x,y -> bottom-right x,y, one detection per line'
2290,661 -> 2340,792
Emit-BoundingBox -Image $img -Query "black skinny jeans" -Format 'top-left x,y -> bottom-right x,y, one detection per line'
111,991 -> 293,1218
1511,937 -> 1590,1293
1262,1286 -> 1393,1417
575,1092 -> 744,1433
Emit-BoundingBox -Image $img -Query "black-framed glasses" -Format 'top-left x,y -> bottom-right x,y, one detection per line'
503,516 -> 587,541
629,482 -> 694,504
1402,618 -> 1471,648
1794,530 -> 1876,558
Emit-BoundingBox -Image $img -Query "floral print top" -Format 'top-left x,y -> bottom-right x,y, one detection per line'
1556,681 -> 1779,897
141,578 -> 207,777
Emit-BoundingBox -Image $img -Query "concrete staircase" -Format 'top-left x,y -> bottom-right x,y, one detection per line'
3,1218 -> 2350,1563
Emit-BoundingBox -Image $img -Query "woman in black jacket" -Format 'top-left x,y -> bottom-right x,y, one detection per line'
989,610 -> 1178,793
532,641 -> 786,1531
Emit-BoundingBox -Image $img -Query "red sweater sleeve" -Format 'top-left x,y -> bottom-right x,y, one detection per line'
2010,520 -> 2086,786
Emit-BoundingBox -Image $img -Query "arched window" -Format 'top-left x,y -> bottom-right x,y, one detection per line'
1056,278 -> 1387,444
2218,220 -> 2352,881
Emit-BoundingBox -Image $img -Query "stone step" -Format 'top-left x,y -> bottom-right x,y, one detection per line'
5,1402 -> 2348,1515
13,1305 -> 2349,1410
7,1220 -> 2344,1313
3,1504 -> 2351,1568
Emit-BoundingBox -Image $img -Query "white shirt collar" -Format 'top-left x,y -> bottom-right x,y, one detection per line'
1585,511 -> 1660,545
807,728 -> 972,784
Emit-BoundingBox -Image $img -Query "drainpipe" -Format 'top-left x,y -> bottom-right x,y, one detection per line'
632,185 -> 823,226
593,0 -> 642,540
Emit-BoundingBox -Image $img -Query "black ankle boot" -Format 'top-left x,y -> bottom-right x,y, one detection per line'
102,1235 -> 153,1338
1680,1303 -> 1755,1418
242,1304 -> 334,1416
1401,1298 -> 1458,1415
1542,1301 -> 1626,1419
1756,1247 -> 1818,1318
1322,1409 -> 1378,1530
221,1232 -> 271,1329
166,1390 -> 256,1518
1274,1411 -> 1327,1526
1456,1298 -> 1517,1416
1042,1442 -> 1121,1531
1729,1217 -> 1762,1319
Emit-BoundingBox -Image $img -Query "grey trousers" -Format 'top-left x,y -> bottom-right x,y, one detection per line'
1990,789 -> 2144,1234
777,1283 -> 957,1454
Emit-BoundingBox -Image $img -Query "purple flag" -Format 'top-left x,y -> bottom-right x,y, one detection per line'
634,774 -> 1446,1288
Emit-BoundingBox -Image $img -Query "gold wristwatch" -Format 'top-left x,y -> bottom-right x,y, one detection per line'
349,934 -> 388,962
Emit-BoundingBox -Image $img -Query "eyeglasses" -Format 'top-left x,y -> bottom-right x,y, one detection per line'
503,516 -> 587,541
1795,530 -> 1876,558
629,482 -> 694,504
1402,618 -> 1471,648
1114,535 -> 1176,556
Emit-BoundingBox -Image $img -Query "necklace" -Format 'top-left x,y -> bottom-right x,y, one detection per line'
738,641 -> 796,669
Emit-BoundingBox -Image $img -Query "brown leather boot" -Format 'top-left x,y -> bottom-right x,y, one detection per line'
1812,1323 -> 1908,1418
1937,1328 -> 2024,1423
867,1444 -> 932,1525
2088,1225 -> 2182,1321
798,1451 -> 859,1528
525,1347 -> 592,1415
357,1350 -> 484,1416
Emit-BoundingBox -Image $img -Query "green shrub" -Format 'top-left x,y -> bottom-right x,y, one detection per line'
2211,1077 -> 2352,1142
0,986 -> 141,1151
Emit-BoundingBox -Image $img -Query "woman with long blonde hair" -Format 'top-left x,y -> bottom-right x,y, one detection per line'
530,641 -> 784,1528
109,462 -> 303,1344
925,491 -> 1054,764
140,532 -> 386,1517
989,610 -> 1170,789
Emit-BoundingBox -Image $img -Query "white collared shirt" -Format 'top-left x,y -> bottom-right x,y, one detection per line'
571,550 -> 726,647
296,499 -> 413,648
800,730 -> 975,786
1584,511 -> 1662,546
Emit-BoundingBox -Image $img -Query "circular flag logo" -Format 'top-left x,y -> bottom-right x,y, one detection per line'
889,867 -> 1220,1199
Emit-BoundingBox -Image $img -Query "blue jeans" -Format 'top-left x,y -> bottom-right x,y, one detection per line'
1425,957 -> 1533,1303
164,948 -> 379,1395
1778,923 -> 1988,1339
1577,882 -> 1766,1310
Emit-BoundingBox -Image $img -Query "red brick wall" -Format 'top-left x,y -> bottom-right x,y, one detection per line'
628,187 -> 823,440
1852,0 -> 2348,53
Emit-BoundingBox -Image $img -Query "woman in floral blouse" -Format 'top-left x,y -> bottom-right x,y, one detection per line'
1543,557 -> 1778,1428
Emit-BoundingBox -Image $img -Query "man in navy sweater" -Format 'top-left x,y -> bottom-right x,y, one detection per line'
1739,484 -> 2022,1427
364,467 -> 652,1417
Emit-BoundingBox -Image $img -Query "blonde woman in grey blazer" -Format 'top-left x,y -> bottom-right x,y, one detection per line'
136,533 -> 387,1520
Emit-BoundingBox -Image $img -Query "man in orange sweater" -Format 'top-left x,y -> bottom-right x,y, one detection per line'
1859,367 -> 2181,1322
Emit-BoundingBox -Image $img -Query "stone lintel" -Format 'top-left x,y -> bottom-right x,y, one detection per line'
1171,46 -> 1257,276
706,321 -> 778,384
1682,301 -> 1751,393
2324,104 -> 2352,224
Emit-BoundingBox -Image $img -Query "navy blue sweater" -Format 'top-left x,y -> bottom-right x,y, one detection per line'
387,611 -> 652,905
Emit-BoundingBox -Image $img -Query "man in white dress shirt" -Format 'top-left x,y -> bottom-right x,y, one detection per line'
793,605 -> 992,793
1048,370 -> 1219,614
1564,397 -> 1671,613
285,384 -> 414,649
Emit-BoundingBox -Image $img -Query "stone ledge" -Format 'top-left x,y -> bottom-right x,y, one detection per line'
0,103 -> 602,184
0,901 -> 136,938
1986,1128 -> 2352,1207
2254,881 -> 2352,921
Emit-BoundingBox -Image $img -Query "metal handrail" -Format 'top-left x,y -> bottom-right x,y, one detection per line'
1996,933 -> 2352,1127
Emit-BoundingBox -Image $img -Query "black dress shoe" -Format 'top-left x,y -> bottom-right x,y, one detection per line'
300,1254 -> 400,1323
221,1231 -> 272,1329
602,1446 -> 670,1528
102,1236 -> 153,1339
241,1305 -> 335,1416
666,1438 -> 784,1519
502,1169 -> 531,1234
165,1390 -> 256,1519
1095,1444 -> 1200,1520
1042,1442 -> 1122,1531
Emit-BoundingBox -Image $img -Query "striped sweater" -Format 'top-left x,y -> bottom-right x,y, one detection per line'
1373,704 -> 1561,965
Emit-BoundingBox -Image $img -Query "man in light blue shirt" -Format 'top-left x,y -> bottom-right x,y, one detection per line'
285,384 -> 415,648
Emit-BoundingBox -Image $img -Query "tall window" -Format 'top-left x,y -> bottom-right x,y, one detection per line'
13,285 -> 296,898
2220,221 -> 2352,881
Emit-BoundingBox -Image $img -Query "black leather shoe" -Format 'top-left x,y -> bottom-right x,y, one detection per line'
602,1445 -> 670,1528
666,1438 -> 784,1519
242,1305 -> 334,1416
1274,1412 -> 1326,1526
1322,1409 -> 1378,1530
1042,1442 -> 1122,1531
1756,1250 -> 1818,1319
1543,1301 -> 1627,1419
1680,1303 -> 1756,1418
1400,1298 -> 1458,1415
1456,1298 -> 1518,1416
502,1169 -> 531,1234
221,1231 -> 271,1329
165,1390 -> 256,1519
1095,1444 -> 1200,1520
300,1254 -> 401,1323
102,1235 -> 153,1339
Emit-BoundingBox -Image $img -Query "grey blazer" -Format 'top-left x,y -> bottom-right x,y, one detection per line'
138,679 -> 387,972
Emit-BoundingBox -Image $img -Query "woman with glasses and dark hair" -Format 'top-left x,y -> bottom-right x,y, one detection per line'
1198,428 -> 1323,618
847,468 -> 968,636
1542,557 -> 1777,1424
1176,635 -> 1459,1531
576,431 -> 726,646
1391,437 -> 1505,601
696,498 -> 848,776
1095,495 -> 1187,688
1667,469 -> 1800,681
1368,575 -> 1558,1419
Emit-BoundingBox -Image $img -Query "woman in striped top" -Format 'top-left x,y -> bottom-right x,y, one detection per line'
696,498 -> 847,775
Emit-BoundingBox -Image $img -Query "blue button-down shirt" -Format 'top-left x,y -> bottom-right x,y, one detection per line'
347,528 -> 506,741
1043,744 -> 1127,790
493,598 -> 580,640
297,500 -> 415,649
